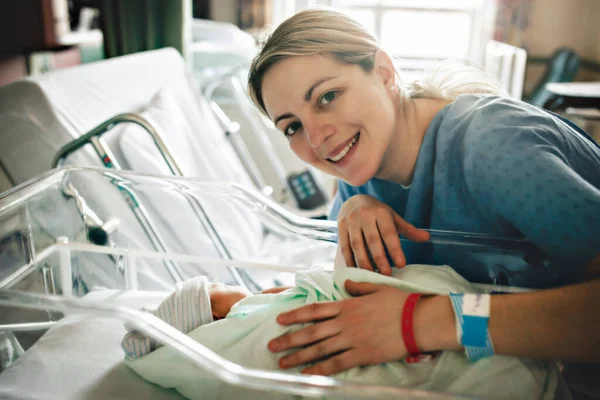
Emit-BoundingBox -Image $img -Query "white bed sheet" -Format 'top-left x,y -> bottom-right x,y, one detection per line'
0,289 -> 183,400
0,281 -> 576,400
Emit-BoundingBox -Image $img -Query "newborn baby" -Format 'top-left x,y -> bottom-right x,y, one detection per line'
122,266 -> 558,400
122,278 -> 254,358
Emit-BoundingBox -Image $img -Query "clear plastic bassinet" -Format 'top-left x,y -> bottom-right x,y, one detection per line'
0,166 -> 559,400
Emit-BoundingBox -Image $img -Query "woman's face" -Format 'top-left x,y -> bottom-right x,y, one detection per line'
261,53 -> 398,186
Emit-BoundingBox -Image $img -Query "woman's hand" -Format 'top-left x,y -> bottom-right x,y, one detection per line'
337,194 -> 430,275
268,280 -> 457,376
208,283 -> 252,320
268,280 -> 410,375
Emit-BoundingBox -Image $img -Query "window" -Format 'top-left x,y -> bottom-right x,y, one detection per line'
271,0 -> 496,79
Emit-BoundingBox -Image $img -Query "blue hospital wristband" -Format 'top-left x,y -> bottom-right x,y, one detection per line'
449,293 -> 495,361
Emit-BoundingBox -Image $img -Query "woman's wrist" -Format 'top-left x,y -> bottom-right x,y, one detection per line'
413,295 -> 461,353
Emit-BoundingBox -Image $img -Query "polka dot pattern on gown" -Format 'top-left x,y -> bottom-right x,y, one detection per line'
330,95 -> 600,288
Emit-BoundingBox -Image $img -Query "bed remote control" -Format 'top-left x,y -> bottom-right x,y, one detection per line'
287,170 -> 327,210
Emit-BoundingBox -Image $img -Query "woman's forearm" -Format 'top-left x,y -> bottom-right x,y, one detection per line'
416,279 -> 600,362
488,279 -> 600,361
414,295 -> 460,353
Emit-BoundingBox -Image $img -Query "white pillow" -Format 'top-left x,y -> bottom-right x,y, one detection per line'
116,88 -> 264,262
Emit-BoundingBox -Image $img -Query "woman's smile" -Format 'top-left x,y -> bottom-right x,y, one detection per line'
327,132 -> 360,164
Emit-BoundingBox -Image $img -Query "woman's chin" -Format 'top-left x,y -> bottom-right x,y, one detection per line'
342,171 -> 375,187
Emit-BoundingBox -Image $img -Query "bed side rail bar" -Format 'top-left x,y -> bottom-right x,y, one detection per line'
51,114 -> 253,289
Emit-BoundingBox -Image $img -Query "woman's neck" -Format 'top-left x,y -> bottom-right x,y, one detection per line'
377,97 -> 451,186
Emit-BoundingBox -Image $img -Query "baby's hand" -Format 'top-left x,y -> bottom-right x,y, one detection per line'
261,286 -> 293,294
208,283 -> 252,320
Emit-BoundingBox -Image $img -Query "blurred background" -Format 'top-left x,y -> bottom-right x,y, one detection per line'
0,0 -> 599,207
2,1 -> 598,89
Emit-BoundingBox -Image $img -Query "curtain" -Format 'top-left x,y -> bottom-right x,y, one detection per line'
98,0 -> 191,58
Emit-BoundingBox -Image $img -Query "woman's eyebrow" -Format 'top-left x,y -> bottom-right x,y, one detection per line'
305,76 -> 335,101
274,113 -> 294,126
273,76 -> 335,126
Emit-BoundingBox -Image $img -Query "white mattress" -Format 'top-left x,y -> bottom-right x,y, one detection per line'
0,286 -> 577,400
0,290 -> 183,400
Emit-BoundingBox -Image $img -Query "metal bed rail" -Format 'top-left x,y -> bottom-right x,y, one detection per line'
204,71 -> 330,211
208,99 -> 274,198
0,238 -> 528,399
0,165 -> 549,295
51,114 -> 253,290
0,242 -> 470,400
203,70 -> 292,203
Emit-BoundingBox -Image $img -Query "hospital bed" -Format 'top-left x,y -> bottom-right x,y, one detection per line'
0,45 -> 316,207
0,47 -> 335,292
0,166 -> 572,399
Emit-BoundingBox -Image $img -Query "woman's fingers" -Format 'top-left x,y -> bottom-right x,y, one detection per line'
337,222 -> 356,268
376,217 -> 405,271
269,322 -> 338,354
347,216 -> 403,274
269,303 -> 342,353
301,350 -> 361,376
394,214 -> 430,242
348,224 -> 374,271
269,314 -> 340,353
339,195 -> 429,273
362,219 -> 391,275
276,302 -> 341,326
343,280 -> 381,296
277,326 -> 345,369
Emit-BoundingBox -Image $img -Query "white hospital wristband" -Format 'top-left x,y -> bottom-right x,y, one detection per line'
449,293 -> 495,361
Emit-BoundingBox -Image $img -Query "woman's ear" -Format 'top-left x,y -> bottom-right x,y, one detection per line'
373,50 -> 396,88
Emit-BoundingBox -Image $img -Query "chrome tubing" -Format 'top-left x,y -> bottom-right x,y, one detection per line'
52,114 -> 182,175
208,100 -> 273,197
226,76 -> 289,188
204,72 -> 288,198
52,114 -> 253,289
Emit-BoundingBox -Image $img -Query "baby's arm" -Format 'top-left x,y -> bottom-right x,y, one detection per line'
261,286 -> 294,295
121,277 -> 251,359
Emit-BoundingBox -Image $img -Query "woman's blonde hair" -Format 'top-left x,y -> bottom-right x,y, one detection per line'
248,8 -> 505,116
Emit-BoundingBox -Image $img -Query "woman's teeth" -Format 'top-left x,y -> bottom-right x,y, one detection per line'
330,134 -> 358,162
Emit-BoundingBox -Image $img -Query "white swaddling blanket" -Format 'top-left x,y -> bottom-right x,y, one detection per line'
124,265 -> 558,400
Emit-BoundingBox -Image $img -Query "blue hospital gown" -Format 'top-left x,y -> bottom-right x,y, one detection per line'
329,94 -> 600,288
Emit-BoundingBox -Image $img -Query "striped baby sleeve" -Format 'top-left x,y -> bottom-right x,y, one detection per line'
121,276 -> 214,359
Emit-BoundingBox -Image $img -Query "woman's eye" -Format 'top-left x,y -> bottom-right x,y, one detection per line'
318,91 -> 337,106
284,122 -> 302,137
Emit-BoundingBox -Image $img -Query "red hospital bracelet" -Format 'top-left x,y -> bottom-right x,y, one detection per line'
401,293 -> 423,358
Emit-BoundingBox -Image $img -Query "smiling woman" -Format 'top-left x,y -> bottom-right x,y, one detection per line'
248,9 -> 503,188
260,53 -> 404,187
246,6 -> 600,395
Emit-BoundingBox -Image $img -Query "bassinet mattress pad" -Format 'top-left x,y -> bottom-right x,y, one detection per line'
0,289 -> 183,400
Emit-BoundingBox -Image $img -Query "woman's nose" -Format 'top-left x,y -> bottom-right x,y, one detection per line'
304,117 -> 335,148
